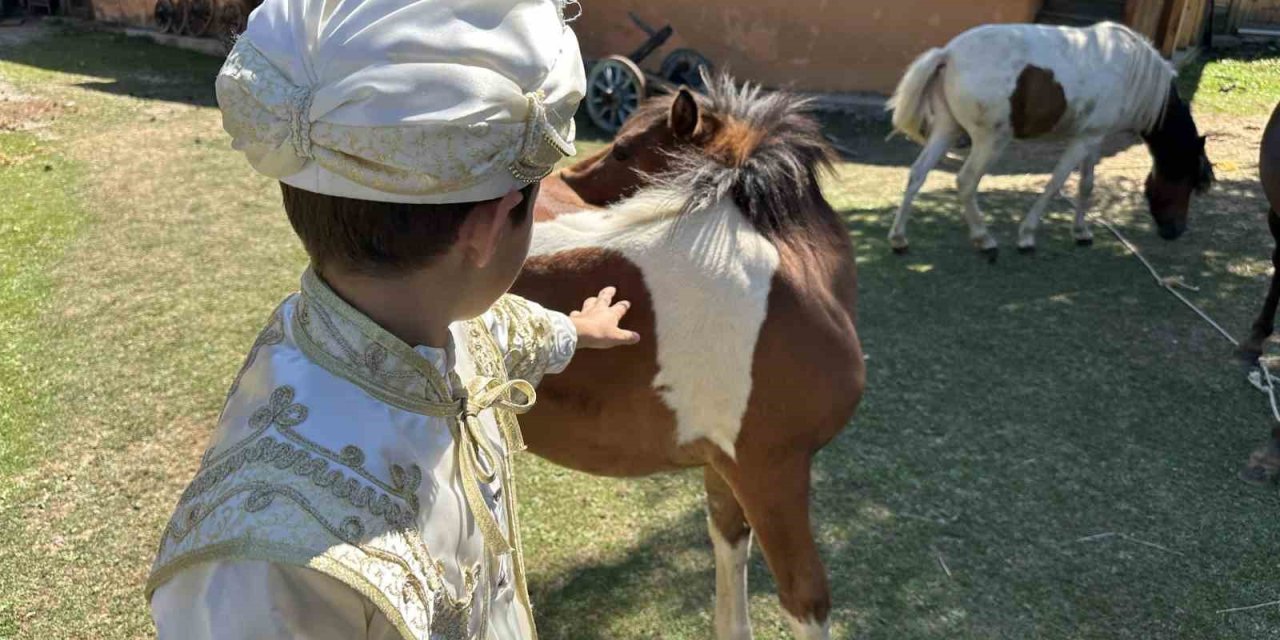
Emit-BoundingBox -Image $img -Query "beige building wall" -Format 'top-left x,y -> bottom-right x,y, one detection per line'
571,0 -> 1043,94
92,0 -> 153,26
87,0 -> 1043,94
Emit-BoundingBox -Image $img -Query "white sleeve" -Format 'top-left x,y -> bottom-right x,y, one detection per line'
151,560 -> 400,640
483,294 -> 578,385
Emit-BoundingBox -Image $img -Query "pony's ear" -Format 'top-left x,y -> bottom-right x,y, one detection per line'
669,87 -> 701,140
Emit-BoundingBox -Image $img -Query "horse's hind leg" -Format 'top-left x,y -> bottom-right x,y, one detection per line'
1241,208 -> 1280,362
705,467 -> 754,640
1072,146 -> 1103,246
716,454 -> 830,640
956,132 -> 1009,261
889,121 -> 959,254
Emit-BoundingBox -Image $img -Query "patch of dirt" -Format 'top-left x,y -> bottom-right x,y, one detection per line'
0,79 -> 65,132
0,23 -> 61,133
0,94 -> 63,132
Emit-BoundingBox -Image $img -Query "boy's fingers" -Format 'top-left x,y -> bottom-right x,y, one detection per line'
569,310 -> 581,318
582,296 -> 598,312
616,329 -> 641,344
596,287 -> 616,307
610,300 -> 631,318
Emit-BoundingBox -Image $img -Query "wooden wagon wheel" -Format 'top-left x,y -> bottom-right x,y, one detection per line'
183,0 -> 215,36
215,0 -> 247,48
659,48 -> 712,91
585,55 -> 645,134
154,0 -> 179,33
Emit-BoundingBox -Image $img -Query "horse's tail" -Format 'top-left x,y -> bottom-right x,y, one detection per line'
888,47 -> 949,144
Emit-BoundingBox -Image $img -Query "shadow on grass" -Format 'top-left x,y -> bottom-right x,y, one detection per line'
529,505 -> 720,639
2,23 -> 221,106
821,116 -> 1153,177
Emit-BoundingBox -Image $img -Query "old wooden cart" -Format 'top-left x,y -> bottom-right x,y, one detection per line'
583,12 -> 712,133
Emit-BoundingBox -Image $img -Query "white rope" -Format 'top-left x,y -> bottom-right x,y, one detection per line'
1096,219 -> 1280,424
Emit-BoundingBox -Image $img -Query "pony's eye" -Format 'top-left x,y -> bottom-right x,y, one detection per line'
612,146 -> 631,162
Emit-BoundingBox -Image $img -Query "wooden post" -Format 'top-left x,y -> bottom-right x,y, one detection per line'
1127,0 -> 1165,39
1124,0 -> 1141,26
1160,0 -> 1192,55
1178,0 -> 1207,47
1226,0 -> 1252,31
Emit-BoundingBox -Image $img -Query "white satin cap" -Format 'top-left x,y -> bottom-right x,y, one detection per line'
215,0 -> 585,204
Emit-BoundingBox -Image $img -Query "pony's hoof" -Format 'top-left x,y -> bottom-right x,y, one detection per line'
979,247 -> 998,264
1075,237 -> 1094,247
892,245 -> 910,256
1017,245 -> 1036,255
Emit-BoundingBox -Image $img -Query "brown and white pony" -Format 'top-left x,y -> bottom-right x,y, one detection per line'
511,76 -> 864,639
888,22 -> 1213,259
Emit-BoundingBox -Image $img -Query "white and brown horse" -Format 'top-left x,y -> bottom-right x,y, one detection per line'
512,76 -> 864,639
888,21 -> 1213,259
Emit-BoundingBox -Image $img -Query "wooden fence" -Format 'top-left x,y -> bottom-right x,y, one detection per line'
1224,0 -> 1280,29
1124,0 -> 1210,54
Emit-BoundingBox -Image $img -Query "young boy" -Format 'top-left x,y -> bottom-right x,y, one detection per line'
145,0 -> 638,637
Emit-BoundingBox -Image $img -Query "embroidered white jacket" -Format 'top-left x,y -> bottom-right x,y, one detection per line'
147,269 -> 576,640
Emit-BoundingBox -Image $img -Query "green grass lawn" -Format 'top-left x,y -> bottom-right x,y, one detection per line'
0,129 -> 86,479
1179,41 -> 1280,115
2,24 -> 1280,639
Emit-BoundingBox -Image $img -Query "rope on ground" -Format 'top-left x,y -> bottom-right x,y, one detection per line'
1096,219 -> 1280,425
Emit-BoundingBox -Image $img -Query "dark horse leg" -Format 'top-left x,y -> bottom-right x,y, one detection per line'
1240,426 -> 1280,485
1239,209 -> 1280,485
1240,209 -> 1280,363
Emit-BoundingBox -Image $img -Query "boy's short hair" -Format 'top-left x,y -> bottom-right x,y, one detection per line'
281,183 -> 534,276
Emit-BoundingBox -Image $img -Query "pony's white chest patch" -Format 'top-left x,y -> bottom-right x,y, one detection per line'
531,194 -> 780,458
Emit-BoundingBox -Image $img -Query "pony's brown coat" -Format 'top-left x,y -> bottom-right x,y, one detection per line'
1010,65 -> 1068,139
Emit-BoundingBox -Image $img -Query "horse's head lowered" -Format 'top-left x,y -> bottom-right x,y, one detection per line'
1143,86 -> 1215,240
559,74 -> 835,237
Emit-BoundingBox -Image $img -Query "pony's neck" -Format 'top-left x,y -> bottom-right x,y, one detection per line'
1141,83 -> 1199,178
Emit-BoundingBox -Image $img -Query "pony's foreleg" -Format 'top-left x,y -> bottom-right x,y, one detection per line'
1018,138 -> 1099,252
889,123 -> 959,254
716,455 -> 830,640
1072,147 -> 1103,246
956,133 -> 1008,261
1241,208 -> 1280,362
705,467 -> 754,640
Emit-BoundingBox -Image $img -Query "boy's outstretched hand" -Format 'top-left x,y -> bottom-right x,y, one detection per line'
570,287 -> 641,349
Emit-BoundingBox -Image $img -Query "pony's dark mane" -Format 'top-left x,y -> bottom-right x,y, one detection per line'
1143,82 -> 1215,193
639,74 -> 838,241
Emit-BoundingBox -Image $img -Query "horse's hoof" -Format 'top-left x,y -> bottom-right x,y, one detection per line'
979,247 -> 998,264
1076,237 -> 1094,247
1239,439 -> 1280,486
1017,245 -> 1036,255
1238,465 -> 1275,486
892,245 -> 909,256
1237,344 -> 1264,365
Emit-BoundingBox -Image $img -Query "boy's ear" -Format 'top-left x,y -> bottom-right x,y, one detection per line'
459,190 -> 523,268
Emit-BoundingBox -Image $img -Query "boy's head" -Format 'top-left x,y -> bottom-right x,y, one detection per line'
215,0 -> 583,310
281,180 -> 539,318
